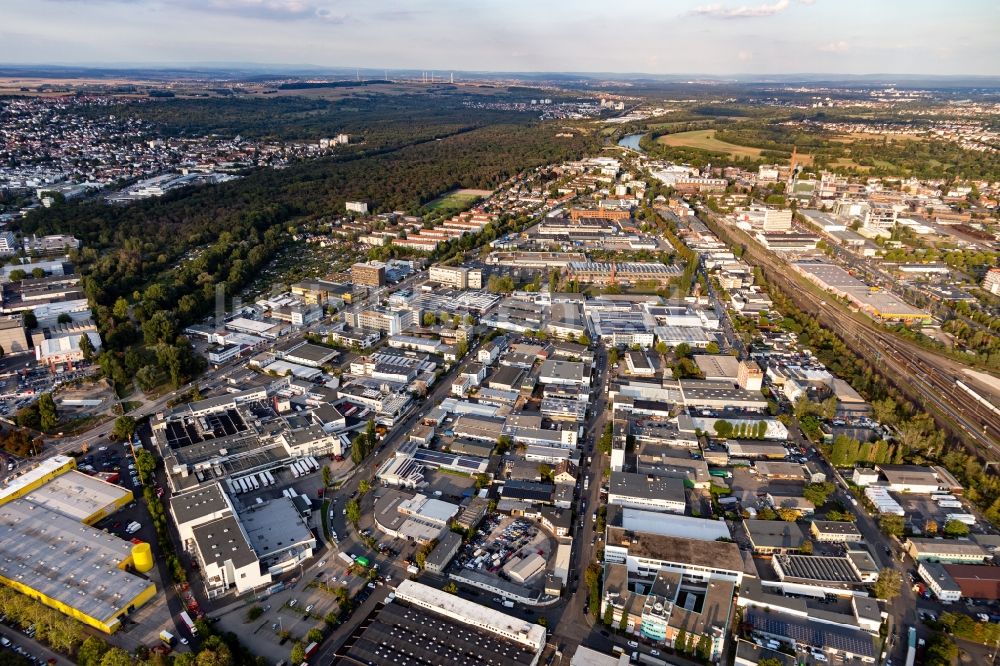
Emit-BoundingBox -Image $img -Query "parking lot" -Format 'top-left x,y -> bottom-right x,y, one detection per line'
450,516 -> 556,593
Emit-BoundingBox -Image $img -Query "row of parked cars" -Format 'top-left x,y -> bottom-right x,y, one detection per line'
0,616 -> 57,665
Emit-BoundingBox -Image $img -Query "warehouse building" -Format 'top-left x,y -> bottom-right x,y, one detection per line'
941,564 -> 1000,600
0,455 -> 155,633
876,465 -> 943,494
918,562 -> 962,602
905,538 -> 991,564
337,580 -> 546,665
505,553 -> 547,584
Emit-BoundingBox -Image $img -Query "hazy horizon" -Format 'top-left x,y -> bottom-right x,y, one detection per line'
1,0 -> 997,77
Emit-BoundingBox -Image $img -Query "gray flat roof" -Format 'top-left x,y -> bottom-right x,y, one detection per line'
284,342 -> 338,364
0,499 -> 154,624
170,483 -> 230,526
745,520 -> 807,549
192,515 -> 258,568
609,472 -> 686,505
239,498 -> 315,558
539,359 -> 586,382
25,470 -> 132,523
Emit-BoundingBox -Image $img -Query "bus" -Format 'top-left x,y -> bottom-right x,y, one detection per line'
179,611 -> 198,637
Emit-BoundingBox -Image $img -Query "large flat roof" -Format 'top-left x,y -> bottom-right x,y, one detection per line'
336,590 -> 541,665
191,515 -> 258,569
609,472 -> 686,505
0,499 -> 154,624
611,506 -> 731,542
694,354 -> 741,379
395,580 -> 546,650
283,342 -> 338,364
745,520 -> 807,550
606,526 -> 743,573
877,464 -> 940,487
0,455 -> 75,504
169,483 -> 230,526
239,498 -> 315,558
24,469 -> 131,523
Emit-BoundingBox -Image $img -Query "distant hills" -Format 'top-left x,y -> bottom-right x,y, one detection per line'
0,63 -> 998,90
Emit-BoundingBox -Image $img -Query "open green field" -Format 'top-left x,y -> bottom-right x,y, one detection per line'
423,188 -> 489,216
656,129 -> 764,159
656,128 -> 816,165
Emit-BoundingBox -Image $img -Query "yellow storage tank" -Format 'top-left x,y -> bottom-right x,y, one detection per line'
131,542 -> 154,573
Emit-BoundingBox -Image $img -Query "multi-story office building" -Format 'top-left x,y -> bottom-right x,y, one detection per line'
352,261 -> 387,287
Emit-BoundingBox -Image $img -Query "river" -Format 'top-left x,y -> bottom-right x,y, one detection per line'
618,133 -> 646,153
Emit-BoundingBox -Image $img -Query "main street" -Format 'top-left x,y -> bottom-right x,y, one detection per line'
552,345 -> 611,650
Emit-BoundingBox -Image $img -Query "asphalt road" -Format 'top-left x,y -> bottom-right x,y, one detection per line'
552,346 -> 611,650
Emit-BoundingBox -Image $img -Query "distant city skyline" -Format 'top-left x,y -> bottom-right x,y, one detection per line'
0,0 -> 997,76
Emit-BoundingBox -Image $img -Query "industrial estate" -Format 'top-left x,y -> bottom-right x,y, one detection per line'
0,9 -> 998,666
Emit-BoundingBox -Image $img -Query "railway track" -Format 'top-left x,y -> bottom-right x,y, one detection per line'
693,208 -> 1000,455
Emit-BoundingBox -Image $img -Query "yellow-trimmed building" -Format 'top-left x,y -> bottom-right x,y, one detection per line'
0,455 -> 155,633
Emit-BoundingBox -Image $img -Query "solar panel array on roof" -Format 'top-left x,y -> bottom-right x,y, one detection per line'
412,449 -> 488,472
336,601 -> 537,666
746,611 -> 876,658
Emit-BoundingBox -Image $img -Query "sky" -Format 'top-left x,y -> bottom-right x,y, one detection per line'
1,0 -> 997,76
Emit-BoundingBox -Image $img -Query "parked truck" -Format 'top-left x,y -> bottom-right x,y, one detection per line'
179,611 -> 197,637
337,552 -> 354,566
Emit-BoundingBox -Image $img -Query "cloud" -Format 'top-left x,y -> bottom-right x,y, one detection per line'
179,0 -> 348,22
818,40 -> 849,53
738,50 -> 753,61
691,0 -> 789,18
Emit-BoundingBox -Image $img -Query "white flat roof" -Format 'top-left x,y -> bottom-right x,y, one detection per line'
395,580 -> 546,650
619,507 -> 732,541
25,470 -> 131,522
0,455 -> 74,503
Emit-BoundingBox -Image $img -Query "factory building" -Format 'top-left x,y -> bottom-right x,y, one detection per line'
0,456 -> 155,633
